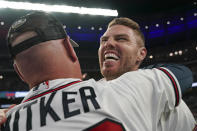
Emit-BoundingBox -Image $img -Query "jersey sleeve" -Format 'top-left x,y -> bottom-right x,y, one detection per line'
143,63 -> 193,95
155,67 -> 182,107
112,68 -> 182,110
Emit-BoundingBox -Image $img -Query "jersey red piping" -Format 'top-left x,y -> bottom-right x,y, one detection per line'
23,80 -> 81,103
157,67 -> 179,106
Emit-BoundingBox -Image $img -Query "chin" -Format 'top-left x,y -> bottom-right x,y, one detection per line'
102,70 -> 120,80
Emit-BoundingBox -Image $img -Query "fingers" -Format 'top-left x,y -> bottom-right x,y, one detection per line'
0,109 -> 7,126
0,104 -> 16,126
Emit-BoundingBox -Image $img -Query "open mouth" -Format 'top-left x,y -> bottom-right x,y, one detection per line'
104,53 -> 119,61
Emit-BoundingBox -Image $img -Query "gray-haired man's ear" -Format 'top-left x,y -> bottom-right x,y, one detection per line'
13,63 -> 26,82
63,37 -> 78,62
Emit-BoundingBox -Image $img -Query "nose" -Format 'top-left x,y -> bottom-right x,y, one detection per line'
103,37 -> 116,49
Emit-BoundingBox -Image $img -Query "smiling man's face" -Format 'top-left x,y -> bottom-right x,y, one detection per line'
98,25 -> 146,80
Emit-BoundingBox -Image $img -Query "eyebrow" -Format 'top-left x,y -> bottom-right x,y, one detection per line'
100,36 -> 108,41
114,34 -> 129,38
101,33 -> 129,39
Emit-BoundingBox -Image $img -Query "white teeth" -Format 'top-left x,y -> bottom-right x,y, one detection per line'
104,53 -> 119,60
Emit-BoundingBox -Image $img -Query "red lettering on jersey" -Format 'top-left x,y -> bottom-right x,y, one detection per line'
44,81 -> 49,89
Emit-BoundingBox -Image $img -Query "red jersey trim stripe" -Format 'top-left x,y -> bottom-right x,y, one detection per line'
157,67 -> 180,107
23,80 -> 81,103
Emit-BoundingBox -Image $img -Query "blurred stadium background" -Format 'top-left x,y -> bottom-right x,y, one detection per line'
0,0 -> 196,120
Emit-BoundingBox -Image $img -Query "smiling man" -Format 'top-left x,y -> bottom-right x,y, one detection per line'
99,18 -> 146,80
98,17 -> 196,130
0,14 -> 196,131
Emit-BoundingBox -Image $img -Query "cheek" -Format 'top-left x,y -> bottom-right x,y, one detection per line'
121,48 -> 138,64
98,47 -> 103,64
98,46 -> 102,56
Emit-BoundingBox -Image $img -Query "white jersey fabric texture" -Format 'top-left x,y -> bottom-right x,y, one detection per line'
4,68 -> 196,131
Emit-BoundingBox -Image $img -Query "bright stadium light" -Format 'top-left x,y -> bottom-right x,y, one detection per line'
0,0 -> 118,16
180,17 -> 184,21
0,75 -> 3,79
15,91 -> 28,98
169,53 -> 173,56
78,26 -> 81,29
91,26 -> 95,30
63,25 -> 66,29
0,22 -> 4,26
192,82 -> 197,88
178,50 -> 182,55
145,26 -> 149,29
99,27 -> 102,30
149,55 -> 153,59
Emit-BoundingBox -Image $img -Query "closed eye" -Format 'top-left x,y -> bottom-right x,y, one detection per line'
114,34 -> 129,42
100,37 -> 108,43
116,37 -> 128,41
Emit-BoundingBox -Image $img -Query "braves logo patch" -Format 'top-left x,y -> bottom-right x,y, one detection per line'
11,18 -> 26,30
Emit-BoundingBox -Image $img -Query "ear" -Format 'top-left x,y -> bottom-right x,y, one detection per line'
63,36 -> 78,62
13,63 -> 26,82
137,47 -> 147,61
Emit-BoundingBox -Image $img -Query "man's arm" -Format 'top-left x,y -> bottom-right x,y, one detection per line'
143,63 -> 193,95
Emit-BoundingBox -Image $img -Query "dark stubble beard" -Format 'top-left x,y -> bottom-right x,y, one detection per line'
103,62 -> 133,81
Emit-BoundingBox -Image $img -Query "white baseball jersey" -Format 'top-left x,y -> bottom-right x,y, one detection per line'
3,67 -> 196,131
